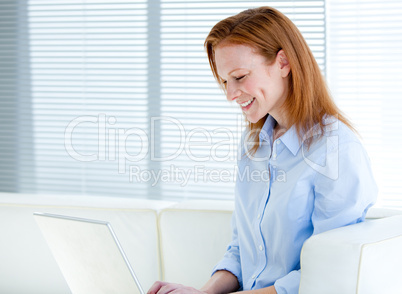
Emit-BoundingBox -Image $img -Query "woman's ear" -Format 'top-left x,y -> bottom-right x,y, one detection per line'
277,50 -> 290,77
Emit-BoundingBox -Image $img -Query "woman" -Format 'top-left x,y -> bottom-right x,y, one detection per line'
148,6 -> 377,294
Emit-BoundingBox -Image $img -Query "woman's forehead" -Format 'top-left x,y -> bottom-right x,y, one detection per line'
215,44 -> 266,77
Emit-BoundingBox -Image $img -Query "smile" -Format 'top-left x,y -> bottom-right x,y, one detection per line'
240,98 -> 255,107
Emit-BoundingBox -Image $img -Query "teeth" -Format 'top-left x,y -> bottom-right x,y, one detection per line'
240,98 -> 254,107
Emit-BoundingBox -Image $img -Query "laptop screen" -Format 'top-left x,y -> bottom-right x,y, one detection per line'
34,212 -> 145,294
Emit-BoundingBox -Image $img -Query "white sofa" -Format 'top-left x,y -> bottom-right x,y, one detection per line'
1,192 -> 402,294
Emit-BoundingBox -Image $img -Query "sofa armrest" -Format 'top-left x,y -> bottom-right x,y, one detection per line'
299,215 -> 402,294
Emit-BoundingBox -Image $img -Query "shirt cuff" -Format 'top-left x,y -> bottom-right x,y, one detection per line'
274,270 -> 300,294
212,258 -> 243,289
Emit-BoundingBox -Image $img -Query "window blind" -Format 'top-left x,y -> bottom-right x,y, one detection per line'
0,0 -> 326,200
0,1 -> 17,192
2,0 -> 150,197
327,0 -> 402,208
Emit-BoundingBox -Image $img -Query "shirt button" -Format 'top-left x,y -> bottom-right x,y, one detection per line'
257,214 -> 261,219
272,154 -> 277,160
276,139 -> 281,144
252,274 -> 256,279
259,245 -> 263,251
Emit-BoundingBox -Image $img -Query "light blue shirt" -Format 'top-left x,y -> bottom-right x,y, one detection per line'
213,115 -> 377,294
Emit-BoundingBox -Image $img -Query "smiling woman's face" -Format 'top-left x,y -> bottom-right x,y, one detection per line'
215,43 -> 290,125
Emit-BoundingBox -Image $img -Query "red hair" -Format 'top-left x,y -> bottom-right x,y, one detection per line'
204,6 -> 353,154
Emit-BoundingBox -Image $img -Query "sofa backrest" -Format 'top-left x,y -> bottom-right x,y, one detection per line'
158,200 -> 234,289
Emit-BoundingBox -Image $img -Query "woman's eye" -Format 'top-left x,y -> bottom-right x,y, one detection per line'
236,75 -> 246,81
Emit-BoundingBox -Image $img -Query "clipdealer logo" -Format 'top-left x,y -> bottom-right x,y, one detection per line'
129,165 -> 286,187
64,114 -> 242,174
64,113 -> 339,185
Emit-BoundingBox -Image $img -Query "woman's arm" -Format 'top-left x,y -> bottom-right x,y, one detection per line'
237,286 -> 277,294
200,270 -> 240,294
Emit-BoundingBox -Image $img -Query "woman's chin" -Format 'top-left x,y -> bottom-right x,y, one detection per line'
245,114 -> 262,124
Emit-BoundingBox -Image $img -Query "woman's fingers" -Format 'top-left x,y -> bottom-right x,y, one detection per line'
147,281 -> 205,294
147,281 -> 169,294
158,283 -> 183,294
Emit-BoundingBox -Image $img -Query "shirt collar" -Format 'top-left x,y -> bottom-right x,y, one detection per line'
280,124 -> 302,156
259,115 -> 276,143
259,115 -> 302,156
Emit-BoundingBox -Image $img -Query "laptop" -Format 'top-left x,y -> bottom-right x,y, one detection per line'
33,212 -> 145,294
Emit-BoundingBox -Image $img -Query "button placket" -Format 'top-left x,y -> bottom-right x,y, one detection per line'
252,164 -> 269,287
253,213 -> 265,285
272,141 -> 277,160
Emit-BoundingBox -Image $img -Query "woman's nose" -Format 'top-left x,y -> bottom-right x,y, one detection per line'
226,81 -> 241,102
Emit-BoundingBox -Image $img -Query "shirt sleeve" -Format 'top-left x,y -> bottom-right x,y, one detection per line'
211,211 -> 243,289
311,140 -> 377,235
274,270 -> 300,294
274,139 -> 377,294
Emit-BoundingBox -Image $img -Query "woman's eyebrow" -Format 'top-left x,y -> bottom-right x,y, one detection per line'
227,68 -> 246,76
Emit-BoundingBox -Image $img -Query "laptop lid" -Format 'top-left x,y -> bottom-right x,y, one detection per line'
34,212 -> 145,294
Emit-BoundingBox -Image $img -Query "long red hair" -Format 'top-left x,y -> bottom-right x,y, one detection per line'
204,6 -> 353,154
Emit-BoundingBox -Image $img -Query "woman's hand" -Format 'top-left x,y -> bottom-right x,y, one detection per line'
147,281 -> 208,294
148,270 -> 239,294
